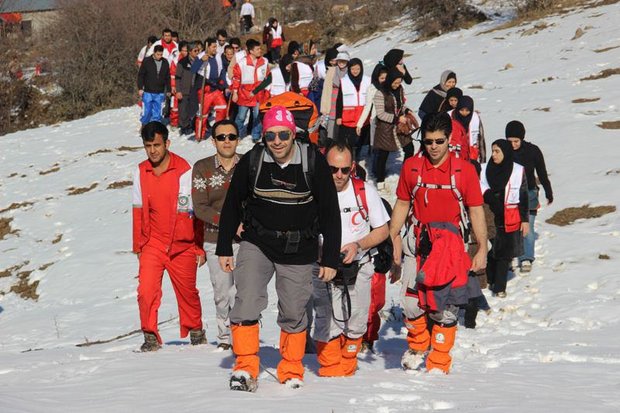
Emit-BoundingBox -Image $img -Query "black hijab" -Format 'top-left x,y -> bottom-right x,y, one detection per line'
486,139 -> 514,191
382,49 -> 412,84
324,47 -> 338,67
384,68 -> 405,110
453,95 -> 474,129
347,58 -> 364,90
279,53 -> 293,84
370,63 -> 388,89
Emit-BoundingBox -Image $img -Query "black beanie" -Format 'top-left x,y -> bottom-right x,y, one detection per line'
505,120 -> 526,140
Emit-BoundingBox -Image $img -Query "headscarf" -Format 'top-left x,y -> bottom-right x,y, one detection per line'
384,68 -> 404,92
279,53 -> 293,84
436,69 -> 456,96
347,58 -> 364,90
453,95 -> 474,129
324,47 -> 338,67
370,63 -> 388,90
382,49 -> 404,68
446,87 -> 463,102
486,139 -> 514,191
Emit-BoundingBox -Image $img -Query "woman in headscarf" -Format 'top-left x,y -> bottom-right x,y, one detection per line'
449,95 -> 474,161
381,49 -> 413,85
356,64 -> 388,153
372,68 -> 415,189
320,47 -> 350,140
480,139 -> 529,297
418,70 -> 457,121
439,87 -> 463,113
335,58 -> 371,158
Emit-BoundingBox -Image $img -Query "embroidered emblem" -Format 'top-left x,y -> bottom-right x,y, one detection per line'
178,195 -> 190,212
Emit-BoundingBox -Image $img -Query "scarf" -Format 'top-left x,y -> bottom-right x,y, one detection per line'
347,58 -> 364,90
453,95 -> 474,129
486,139 -> 514,191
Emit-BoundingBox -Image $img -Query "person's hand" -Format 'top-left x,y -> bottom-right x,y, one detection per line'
196,254 -> 206,267
201,53 -> 209,61
396,63 -> 405,74
318,266 -> 337,282
355,126 -> 361,136
547,197 -> 553,206
471,249 -> 487,272
232,91 -> 238,103
389,263 -> 402,284
138,90 -> 144,97
521,222 -> 530,238
176,92 -> 183,100
398,115 -> 407,124
340,242 -> 359,264
392,235 -> 402,266
219,256 -> 235,273
336,118 -> 342,126
236,223 -> 244,238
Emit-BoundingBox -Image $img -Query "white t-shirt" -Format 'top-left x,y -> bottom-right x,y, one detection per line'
338,180 -> 390,260
137,45 -> 148,64
240,3 -> 255,17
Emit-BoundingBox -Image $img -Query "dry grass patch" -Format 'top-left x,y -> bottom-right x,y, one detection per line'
0,217 -> 19,240
10,270 -> 39,301
88,148 -> 113,157
606,169 -> 620,175
598,254 -> 610,260
534,107 -> 551,112
117,146 -> 142,152
39,164 -> 60,175
572,97 -> 600,103
581,68 -> 620,81
546,204 -> 616,226
51,234 -> 63,244
67,183 -> 98,196
0,261 -> 29,278
597,121 -> 620,129
39,263 -> 54,271
594,45 -> 620,53
0,201 -> 34,214
468,85 -> 484,89
107,180 -> 132,190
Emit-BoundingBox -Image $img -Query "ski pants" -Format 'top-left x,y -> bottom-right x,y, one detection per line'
137,244 -> 203,343
364,272 -> 386,343
169,94 -> 179,127
204,242 -> 238,345
235,103 -> 261,141
140,92 -> 165,125
230,241 -> 313,332
195,88 -> 227,139
312,260 -> 374,342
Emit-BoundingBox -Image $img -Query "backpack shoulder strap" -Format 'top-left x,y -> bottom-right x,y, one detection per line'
351,177 -> 369,222
248,143 -> 265,191
300,142 -> 315,192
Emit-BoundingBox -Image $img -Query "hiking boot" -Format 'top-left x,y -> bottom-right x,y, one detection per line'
230,370 -> 258,392
494,291 -> 507,298
216,343 -> 232,351
520,261 -> 532,273
401,349 -> 426,371
140,332 -> 161,352
190,329 -> 207,345
360,340 -> 374,354
284,378 -> 304,389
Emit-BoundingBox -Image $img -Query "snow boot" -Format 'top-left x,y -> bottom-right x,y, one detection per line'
426,323 -> 457,374
230,370 -> 258,392
140,332 -> 161,352
190,329 -> 207,345
217,343 -> 232,351
341,335 -> 363,376
405,314 -> 431,353
231,322 -> 260,380
401,349 -> 426,371
316,337 -> 344,377
277,330 -> 306,383
360,340 -> 374,354
284,378 -> 304,389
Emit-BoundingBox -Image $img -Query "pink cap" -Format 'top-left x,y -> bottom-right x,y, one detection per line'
262,105 -> 296,134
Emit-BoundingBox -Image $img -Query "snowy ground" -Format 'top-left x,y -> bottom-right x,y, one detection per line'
2,2 -> 620,412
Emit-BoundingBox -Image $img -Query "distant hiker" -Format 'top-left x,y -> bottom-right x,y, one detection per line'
147,28 -> 179,65
438,87 -> 463,113
132,121 -> 207,352
137,45 -> 171,126
356,64 -> 388,151
335,58 -> 371,158
447,93 -> 486,164
231,39 -> 271,142
270,53 -> 293,96
240,0 -> 255,34
320,47 -> 350,141
480,139 -> 529,297
381,49 -> 413,85
216,106 -> 341,391
175,41 -> 200,136
192,120 -> 241,351
506,120 -> 553,273
137,35 -> 158,68
418,70 -> 457,121
168,41 -> 188,128
372,69 -> 416,190
266,18 -> 284,63
312,142 -> 389,377
449,95 -> 474,161
216,29 -> 229,56
389,112 -> 488,373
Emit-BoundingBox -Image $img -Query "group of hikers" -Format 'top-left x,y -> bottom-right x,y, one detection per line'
133,23 -> 554,392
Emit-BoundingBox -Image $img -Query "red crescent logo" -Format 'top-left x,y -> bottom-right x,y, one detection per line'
351,211 -> 363,226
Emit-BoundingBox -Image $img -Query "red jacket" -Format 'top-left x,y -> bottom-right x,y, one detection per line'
231,54 -> 271,107
450,118 -> 471,161
132,152 -> 204,257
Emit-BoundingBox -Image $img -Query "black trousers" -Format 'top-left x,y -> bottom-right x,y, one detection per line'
373,142 -> 414,182
486,252 -> 510,294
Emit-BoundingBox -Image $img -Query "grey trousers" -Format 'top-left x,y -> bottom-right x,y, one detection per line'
312,261 -> 374,342
205,242 -> 238,344
230,241 -> 313,333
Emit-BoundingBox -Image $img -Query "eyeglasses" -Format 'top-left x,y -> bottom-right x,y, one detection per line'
264,130 -> 292,142
214,133 -> 238,141
422,138 -> 447,146
329,165 -> 352,175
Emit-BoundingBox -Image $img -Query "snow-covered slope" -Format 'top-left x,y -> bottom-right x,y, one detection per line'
1,3 -> 620,412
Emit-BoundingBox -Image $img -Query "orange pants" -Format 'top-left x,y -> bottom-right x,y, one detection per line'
137,244 -> 203,343
194,88 -> 227,140
169,95 -> 179,127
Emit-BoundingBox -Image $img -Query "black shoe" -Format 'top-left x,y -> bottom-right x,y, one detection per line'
230,371 -> 258,392
140,332 -> 161,352
190,329 -> 207,345
217,343 -> 232,351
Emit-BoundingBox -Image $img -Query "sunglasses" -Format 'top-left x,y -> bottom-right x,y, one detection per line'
329,166 -> 352,175
264,130 -> 292,142
214,133 -> 238,141
423,138 -> 447,146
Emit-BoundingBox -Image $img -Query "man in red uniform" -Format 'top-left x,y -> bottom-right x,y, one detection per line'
132,121 -> 207,352
389,112 -> 488,373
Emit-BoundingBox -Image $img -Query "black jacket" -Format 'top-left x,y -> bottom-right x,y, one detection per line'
137,56 -> 171,94
512,140 -> 553,204
418,85 -> 445,119
175,56 -> 195,96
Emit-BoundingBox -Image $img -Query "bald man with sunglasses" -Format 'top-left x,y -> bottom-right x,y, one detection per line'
216,106 -> 341,391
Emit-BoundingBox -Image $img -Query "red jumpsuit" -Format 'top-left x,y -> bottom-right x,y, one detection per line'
132,152 -> 205,343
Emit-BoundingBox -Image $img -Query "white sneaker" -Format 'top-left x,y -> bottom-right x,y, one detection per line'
520,261 -> 532,273
401,349 -> 426,371
284,378 -> 304,389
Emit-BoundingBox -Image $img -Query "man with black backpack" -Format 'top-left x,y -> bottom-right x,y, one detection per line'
311,141 -> 390,377
216,106 -> 341,392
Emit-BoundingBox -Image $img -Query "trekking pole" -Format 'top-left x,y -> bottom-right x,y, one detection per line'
259,361 -> 280,382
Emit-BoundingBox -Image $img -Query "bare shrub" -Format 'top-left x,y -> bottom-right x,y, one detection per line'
410,0 -> 487,39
